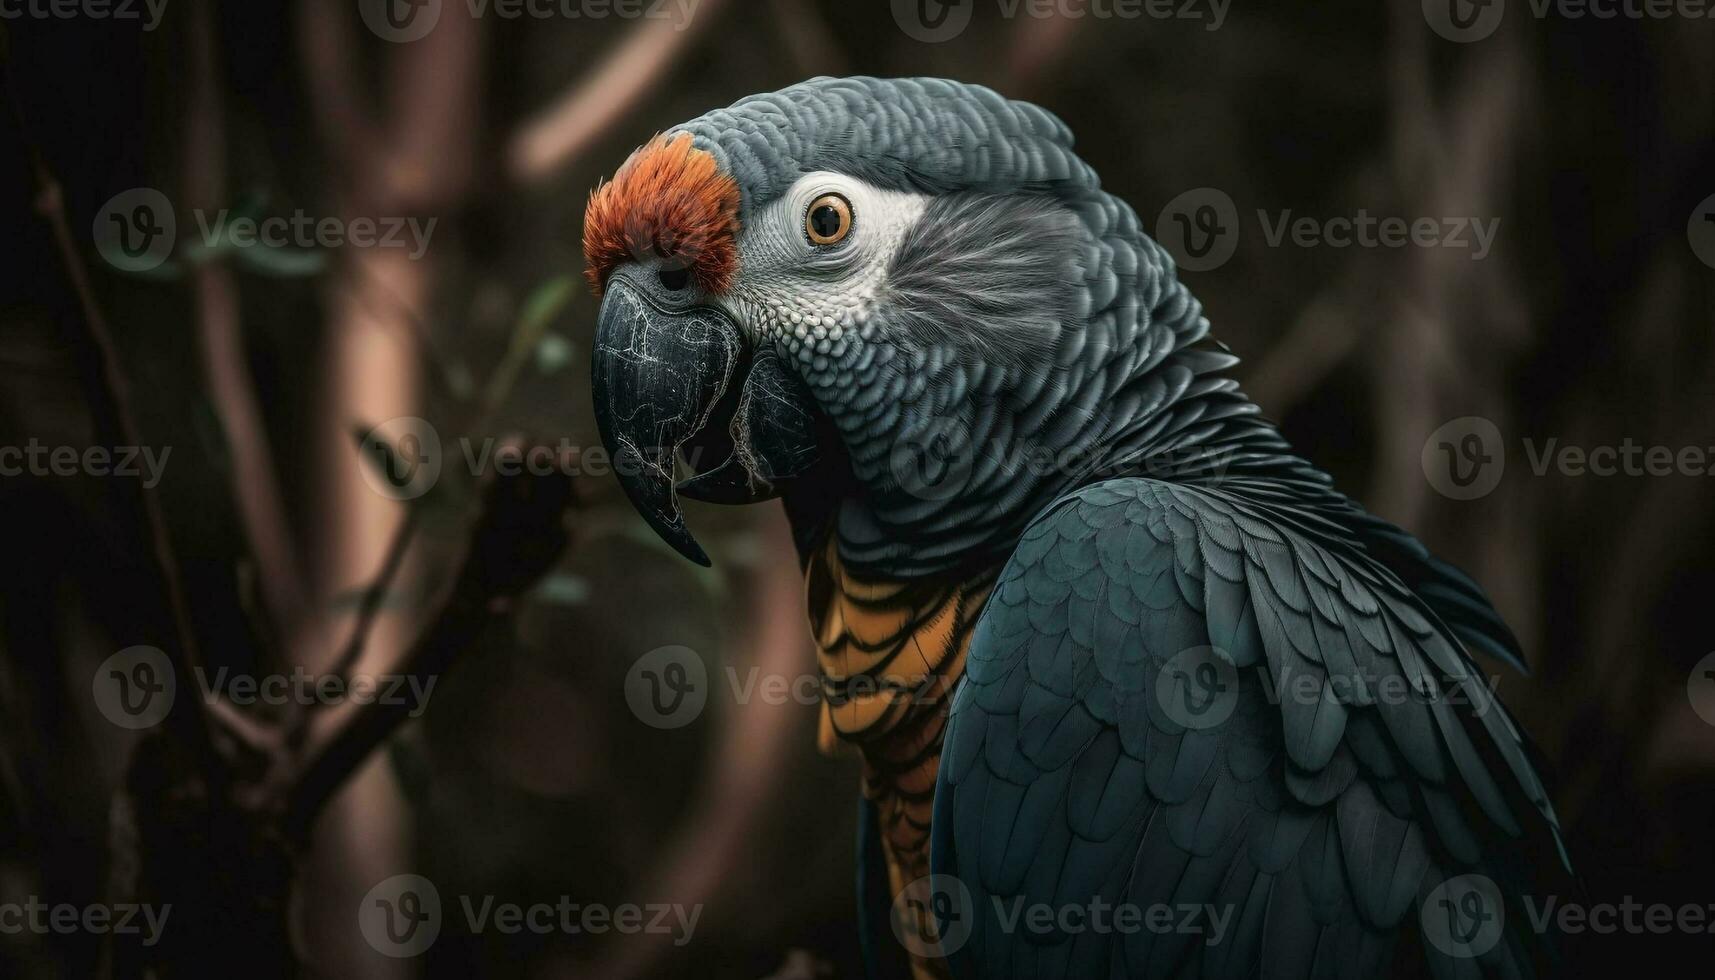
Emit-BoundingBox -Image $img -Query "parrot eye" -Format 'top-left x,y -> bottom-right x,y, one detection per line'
658,265 -> 691,292
805,194 -> 853,246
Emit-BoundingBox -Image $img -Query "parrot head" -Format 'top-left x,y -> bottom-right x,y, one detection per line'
585,77 -> 1229,573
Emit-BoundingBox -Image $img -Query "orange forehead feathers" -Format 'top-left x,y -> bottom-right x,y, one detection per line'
583,132 -> 741,297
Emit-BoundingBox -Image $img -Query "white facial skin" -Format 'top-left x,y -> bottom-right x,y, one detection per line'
715,171 -> 929,364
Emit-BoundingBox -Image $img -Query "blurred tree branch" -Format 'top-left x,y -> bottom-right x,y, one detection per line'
186,0 -> 307,631
509,0 -> 730,184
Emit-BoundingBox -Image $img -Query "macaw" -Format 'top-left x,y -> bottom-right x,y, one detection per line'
583,76 -> 1569,980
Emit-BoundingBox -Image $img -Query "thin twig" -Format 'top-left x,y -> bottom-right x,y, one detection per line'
282,465 -> 576,840
317,504 -> 424,694
3,58 -> 214,764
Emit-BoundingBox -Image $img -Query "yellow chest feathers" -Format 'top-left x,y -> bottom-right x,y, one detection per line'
803,536 -> 1000,892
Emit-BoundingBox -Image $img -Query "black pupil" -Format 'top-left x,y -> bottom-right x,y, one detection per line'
810,204 -> 843,240
658,266 -> 691,291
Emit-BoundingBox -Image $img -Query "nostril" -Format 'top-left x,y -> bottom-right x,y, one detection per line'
658,267 -> 691,292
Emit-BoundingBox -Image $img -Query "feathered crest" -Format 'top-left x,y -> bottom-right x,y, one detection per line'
583,132 -> 741,296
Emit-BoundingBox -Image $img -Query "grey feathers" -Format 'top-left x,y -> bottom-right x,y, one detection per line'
674,77 -> 1100,212
882,193 -> 1084,367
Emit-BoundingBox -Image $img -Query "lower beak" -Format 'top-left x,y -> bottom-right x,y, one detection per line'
674,346 -> 821,505
590,275 -> 742,566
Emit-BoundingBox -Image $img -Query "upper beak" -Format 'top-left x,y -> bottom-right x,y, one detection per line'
590,272 -> 823,567
591,273 -> 741,566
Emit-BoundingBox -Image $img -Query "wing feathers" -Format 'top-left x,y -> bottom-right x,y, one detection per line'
934,478 -> 1565,979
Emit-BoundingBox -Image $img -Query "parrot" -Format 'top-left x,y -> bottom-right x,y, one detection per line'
582,76 -> 1571,980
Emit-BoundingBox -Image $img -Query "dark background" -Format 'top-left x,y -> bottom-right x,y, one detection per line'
2,0 -> 1713,976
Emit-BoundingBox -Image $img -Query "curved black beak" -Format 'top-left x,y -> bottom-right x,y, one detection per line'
591,275 -> 742,566
592,272 -> 826,567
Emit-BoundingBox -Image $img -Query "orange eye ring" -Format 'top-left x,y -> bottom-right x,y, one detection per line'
805,193 -> 853,246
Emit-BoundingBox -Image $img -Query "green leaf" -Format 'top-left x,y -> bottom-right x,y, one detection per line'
329,583 -> 419,612
534,333 -> 574,375
519,276 -> 579,333
234,245 -> 327,278
530,572 -> 589,606
482,275 -> 578,412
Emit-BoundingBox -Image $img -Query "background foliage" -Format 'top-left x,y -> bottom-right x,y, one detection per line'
2,1 -> 1712,976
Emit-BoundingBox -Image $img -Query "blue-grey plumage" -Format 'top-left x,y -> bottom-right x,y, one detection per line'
584,76 -> 1569,980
